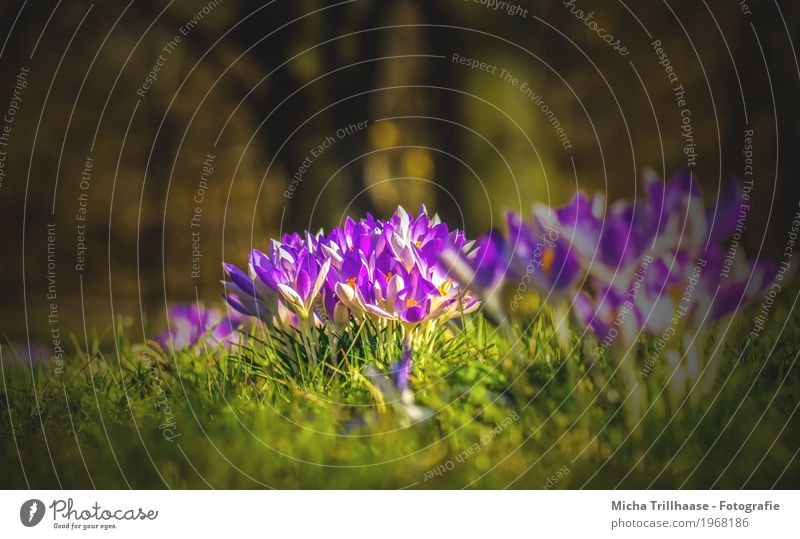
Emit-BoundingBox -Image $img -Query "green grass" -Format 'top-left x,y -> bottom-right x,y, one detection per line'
2,292 -> 799,489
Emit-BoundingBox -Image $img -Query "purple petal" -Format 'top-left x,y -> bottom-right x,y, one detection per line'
400,305 -> 426,323
224,263 -> 257,297
295,269 -> 311,301
394,343 -> 412,392
707,180 -> 743,244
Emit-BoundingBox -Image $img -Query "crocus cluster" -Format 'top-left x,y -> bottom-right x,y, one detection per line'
222,206 -> 478,357
562,172 -> 773,342
448,170 -> 776,400
151,171 -> 781,411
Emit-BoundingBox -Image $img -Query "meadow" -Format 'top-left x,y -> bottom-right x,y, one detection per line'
2,291 -> 798,489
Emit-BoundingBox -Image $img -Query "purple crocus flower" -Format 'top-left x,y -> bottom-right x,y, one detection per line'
554,192 -> 650,289
716,258 -> 775,321
686,246 -> 775,328
156,303 -> 242,352
506,204 -> 583,297
0,343 -> 51,367
436,230 -> 506,323
649,171 -> 710,260
441,230 -> 506,290
224,233 -> 330,326
385,205 -> 441,271
625,173 -> 771,331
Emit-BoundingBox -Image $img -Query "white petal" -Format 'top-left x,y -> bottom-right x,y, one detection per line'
306,257 -> 331,310
277,283 -> 306,316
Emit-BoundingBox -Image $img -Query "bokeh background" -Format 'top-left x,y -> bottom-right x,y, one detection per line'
1,0 -> 799,345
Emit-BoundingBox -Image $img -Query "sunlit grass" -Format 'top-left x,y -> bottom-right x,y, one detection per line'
2,293 -> 798,489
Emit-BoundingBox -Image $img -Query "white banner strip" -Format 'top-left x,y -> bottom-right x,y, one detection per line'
1,490 -> 797,537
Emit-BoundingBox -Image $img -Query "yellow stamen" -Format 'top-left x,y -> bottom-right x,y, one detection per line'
406,298 -> 418,307
346,277 -> 356,288
386,271 -> 393,282
438,278 -> 451,296
415,240 -> 423,248
542,247 -> 556,273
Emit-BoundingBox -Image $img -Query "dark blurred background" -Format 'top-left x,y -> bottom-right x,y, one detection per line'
1,0 -> 799,344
